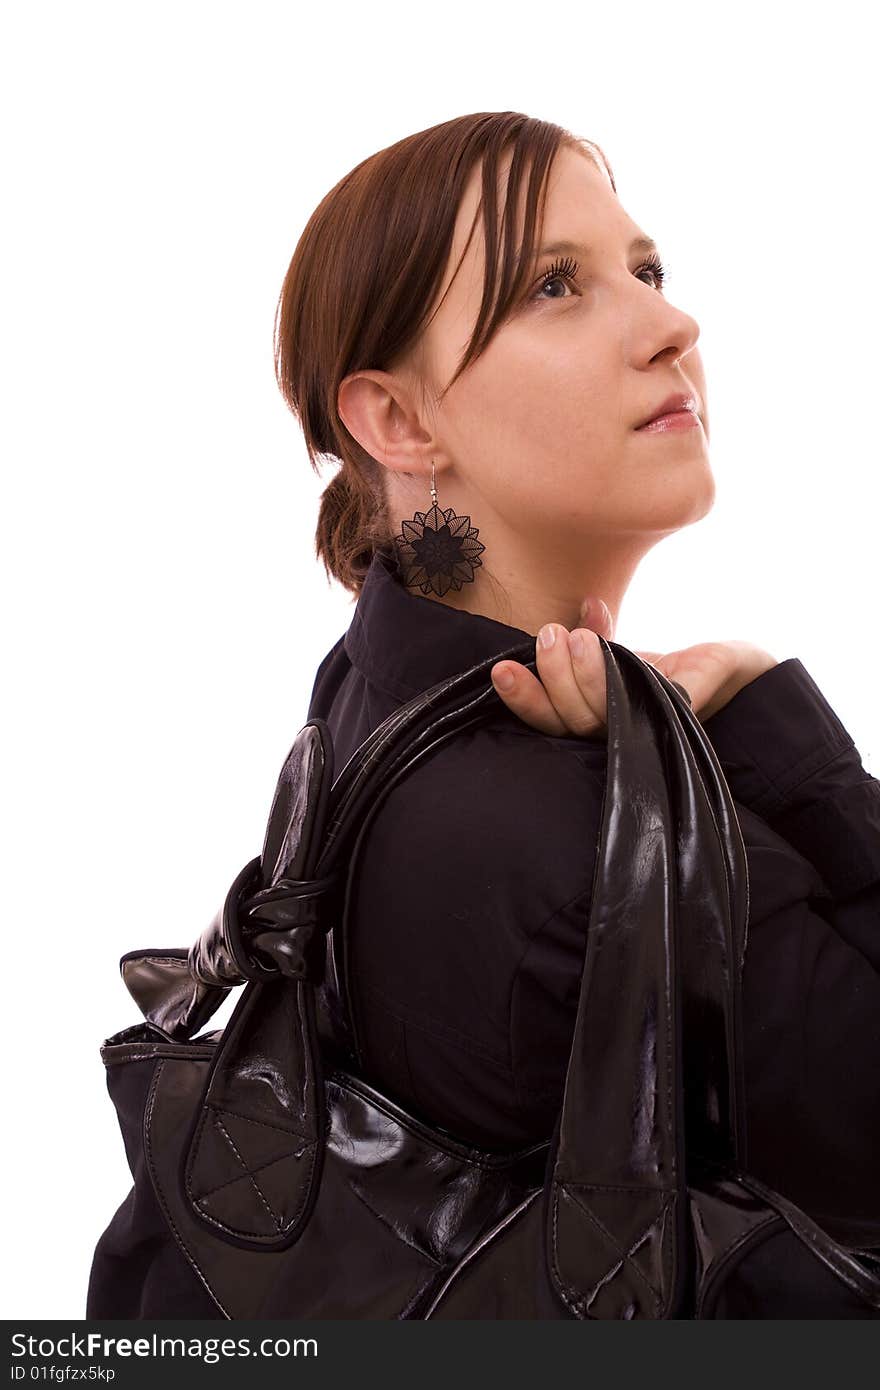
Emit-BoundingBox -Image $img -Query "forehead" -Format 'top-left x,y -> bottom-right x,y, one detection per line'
436,144 -> 637,316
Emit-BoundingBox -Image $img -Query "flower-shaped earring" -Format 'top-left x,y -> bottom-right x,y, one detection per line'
392,460 -> 486,597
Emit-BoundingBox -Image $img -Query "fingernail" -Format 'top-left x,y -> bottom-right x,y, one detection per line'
538,624 -> 556,650
493,666 -> 515,691
569,630 -> 584,658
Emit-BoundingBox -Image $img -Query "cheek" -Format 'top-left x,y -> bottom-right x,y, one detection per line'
452,336 -> 615,459
446,358 -> 625,530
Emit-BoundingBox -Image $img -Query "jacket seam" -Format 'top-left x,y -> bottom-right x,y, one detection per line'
507,883 -> 595,1112
764,737 -> 855,807
720,724 -> 855,816
359,979 -> 513,1068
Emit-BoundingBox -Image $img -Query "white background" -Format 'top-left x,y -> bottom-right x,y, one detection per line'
3,0 -> 877,1318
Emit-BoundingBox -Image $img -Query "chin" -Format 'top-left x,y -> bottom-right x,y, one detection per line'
653,460 -> 716,530
687,464 -> 716,523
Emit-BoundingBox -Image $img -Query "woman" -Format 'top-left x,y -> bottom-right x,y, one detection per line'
87,110 -> 880,1319
287,112 -> 880,1233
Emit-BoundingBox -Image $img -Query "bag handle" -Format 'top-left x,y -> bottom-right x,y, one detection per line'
549,640 -> 880,1317
544,638 -> 748,1317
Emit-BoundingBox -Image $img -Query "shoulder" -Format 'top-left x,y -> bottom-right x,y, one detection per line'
345,712 -> 607,1070
307,634 -> 349,720
346,712 -> 608,980
358,711 -> 607,897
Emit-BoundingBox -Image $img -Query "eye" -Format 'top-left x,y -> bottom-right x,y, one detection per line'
531,255 -> 580,301
529,250 -> 668,302
636,251 -> 667,290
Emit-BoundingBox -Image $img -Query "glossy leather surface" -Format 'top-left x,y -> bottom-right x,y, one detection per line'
103,637 -> 880,1317
109,1030 -> 549,1318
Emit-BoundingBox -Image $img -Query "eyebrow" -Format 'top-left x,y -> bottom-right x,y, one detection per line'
534,235 -> 658,260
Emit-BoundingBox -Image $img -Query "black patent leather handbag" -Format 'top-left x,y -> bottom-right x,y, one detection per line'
88,638 -> 880,1318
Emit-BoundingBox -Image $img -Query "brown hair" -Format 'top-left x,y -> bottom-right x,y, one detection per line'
273,111 -> 615,599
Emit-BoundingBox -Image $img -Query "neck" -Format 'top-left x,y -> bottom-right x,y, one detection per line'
414,529 -> 658,639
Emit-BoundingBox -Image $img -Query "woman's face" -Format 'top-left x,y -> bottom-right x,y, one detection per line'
410,144 -> 714,573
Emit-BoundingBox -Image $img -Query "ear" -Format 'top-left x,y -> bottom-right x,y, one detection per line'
337,369 -> 435,480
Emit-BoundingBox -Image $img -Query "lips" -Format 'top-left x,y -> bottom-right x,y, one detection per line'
635,392 -> 698,429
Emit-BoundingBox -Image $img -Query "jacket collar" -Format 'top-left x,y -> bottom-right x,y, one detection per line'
344,548 -> 535,702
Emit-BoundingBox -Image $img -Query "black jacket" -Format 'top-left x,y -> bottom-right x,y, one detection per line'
307,548 -> 880,1234
87,547 -> 880,1317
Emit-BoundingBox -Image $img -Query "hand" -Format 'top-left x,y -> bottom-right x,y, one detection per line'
489,598 -> 779,739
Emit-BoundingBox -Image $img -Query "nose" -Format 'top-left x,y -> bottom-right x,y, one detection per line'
642,297 -> 700,371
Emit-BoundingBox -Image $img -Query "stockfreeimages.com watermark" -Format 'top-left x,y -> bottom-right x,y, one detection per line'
11,1332 -> 317,1369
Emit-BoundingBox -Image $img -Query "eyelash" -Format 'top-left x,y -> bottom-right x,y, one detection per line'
531,251 -> 667,300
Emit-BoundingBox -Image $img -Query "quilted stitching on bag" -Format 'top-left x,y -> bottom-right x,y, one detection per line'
552,1184 -> 676,1316
189,1105 -> 316,1236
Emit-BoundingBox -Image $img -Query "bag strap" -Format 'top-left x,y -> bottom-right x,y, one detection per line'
544,638 -> 749,1317
551,641 -> 880,1317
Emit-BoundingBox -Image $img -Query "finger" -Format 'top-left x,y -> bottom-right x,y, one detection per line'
670,667 -> 726,719
634,650 -> 693,706
648,646 -> 732,718
580,597 -> 614,639
534,624 -> 606,736
490,657 -> 570,736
